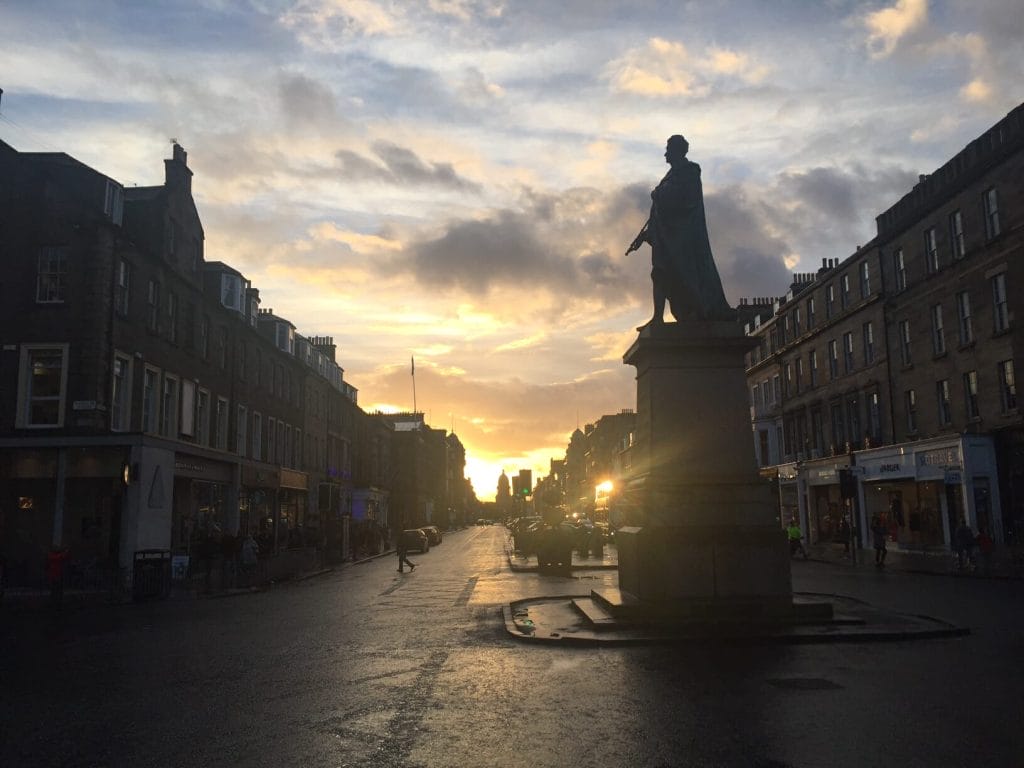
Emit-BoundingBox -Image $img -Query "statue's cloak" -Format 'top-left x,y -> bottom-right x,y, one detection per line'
649,159 -> 732,320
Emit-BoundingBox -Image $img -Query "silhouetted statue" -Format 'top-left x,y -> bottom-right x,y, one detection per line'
626,135 -> 733,323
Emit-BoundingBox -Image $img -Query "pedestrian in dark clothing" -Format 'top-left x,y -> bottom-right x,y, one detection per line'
871,515 -> 888,567
954,519 -> 975,572
397,539 -> 416,573
838,516 -> 851,556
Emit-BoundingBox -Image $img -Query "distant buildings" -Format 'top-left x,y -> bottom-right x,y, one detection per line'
0,139 -> 471,588
742,101 -> 1024,552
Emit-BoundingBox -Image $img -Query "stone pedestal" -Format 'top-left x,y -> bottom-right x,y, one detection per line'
616,320 -> 793,617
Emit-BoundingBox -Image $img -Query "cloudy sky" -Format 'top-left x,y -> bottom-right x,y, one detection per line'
3,0 -> 1022,500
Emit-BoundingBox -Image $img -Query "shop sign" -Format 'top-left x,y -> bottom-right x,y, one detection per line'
807,468 -> 837,485
280,468 -> 308,490
944,469 -> 963,485
72,400 -> 98,411
917,446 -> 960,468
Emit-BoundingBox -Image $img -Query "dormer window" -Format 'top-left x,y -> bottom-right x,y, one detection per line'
276,322 -> 294,354
220,274 -> 244,314
103,180 -> 124,226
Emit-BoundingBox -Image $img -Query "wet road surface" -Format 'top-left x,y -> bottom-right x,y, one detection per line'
2,525 -> 1022,767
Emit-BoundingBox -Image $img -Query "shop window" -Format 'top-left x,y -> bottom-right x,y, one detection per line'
16,344 -> 69,428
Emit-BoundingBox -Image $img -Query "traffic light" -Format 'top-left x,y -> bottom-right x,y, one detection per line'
839,469 -> 857,500
518,469 -> 532,496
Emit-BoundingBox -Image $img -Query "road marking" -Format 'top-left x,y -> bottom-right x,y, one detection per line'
453,576 -> 478,606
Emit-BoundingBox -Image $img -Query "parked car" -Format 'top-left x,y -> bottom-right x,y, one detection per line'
401,528 -> 430,553
420,525 -> 442,545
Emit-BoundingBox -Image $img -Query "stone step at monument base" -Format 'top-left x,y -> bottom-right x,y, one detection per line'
580,586 -> 838,630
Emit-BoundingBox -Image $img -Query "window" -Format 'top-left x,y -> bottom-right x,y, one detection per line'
180,379 -> 195,437
220,273 -> 244,313
868,393 -> 881,444
936,380 -> 952,425
999,360 -> 1017,412
16,345 -> 68,427
104,180 -> 124,225
166,292 -> 177,344
806,297 -> 815,329
142,366 -> 159,434
295,428 -> 303,469
923,227 -> 939,274
859,261 -> 870,298
147,280 -> 160,333
830,403 -> 846,451
828,339 -> 839,379
277,420 -> 286,464
893,249 -> 906,292
285,425 -> 293,468
252,412 -> 262,460
276,322 -> 294,354
197,388 -> 210,446
964,371 -> 979,419
784,362 -> 793,398
957,291 -> 973,345
905,390 -> 917,433
218,327 -> 228,369
983,187 -> 1000,239
811,409 -> 824,454
184,301 -> 196,350
36,247 -> 68,303
793,307 -> 802,337
843,332 -> 855,373
772,375 -> 780,405
899,320 -> 912,366
114,260 -> 131,316
992,273 -> 1009,333
825,284 -> 836,319
200,315 -> 210,359
236,405 -> 247,457
840,274 -> 851,309
950,209 -> 965,259
214,397 -> 229,450
931,304 -> 945,356
237,342 -> 247,381
111,353 -> 132,431
795,357 -> 804,393
863,322 -> 875,364
847,396 -> 861,445
161,374 -> 179,437
268,417 -> 277,463
255,349 -> 262,387
809,350 -> 819,387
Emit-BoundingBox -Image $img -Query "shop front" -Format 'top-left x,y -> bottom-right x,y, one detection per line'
856,435 -> 1002,550
802,459 -> 848,546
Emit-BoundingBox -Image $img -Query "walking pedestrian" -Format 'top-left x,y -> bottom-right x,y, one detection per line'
838,515 -> 852,557
786,518 -> 807,559
871,515 -> 888,567
954,519 -> 975,572
975,527 -> 994,576
240,532 -> 259,587
397,536 -> 416,573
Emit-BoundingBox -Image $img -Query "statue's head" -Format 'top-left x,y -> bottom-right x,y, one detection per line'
665,134 -> 689,163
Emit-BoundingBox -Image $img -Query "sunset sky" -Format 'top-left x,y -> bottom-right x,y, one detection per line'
3,1 -> 1022,500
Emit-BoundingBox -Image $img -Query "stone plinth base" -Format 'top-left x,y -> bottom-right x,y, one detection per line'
616,525 -> 793,617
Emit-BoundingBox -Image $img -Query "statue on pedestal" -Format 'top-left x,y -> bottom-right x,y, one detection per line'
626,135 -> 733,324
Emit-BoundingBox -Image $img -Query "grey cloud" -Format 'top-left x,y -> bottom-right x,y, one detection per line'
372,141 -> 481,192
332,143 -> 480,191
278,72 -> 339,127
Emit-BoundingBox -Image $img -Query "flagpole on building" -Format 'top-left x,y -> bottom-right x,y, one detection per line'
411,355 -> 417,415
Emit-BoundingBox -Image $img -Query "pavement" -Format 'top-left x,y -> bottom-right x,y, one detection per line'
500,532 -> 1010,646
